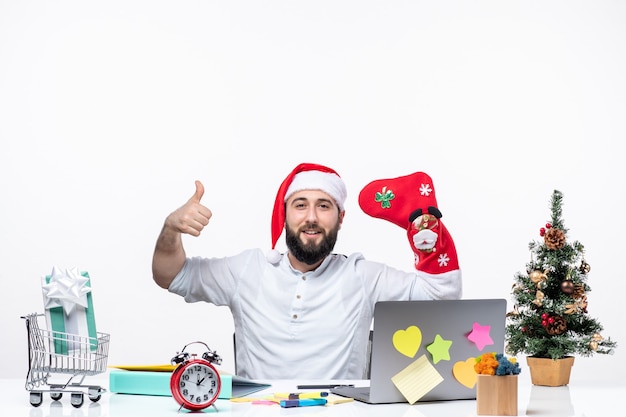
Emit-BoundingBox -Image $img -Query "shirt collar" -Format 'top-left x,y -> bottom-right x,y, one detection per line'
282,251 -> 335,277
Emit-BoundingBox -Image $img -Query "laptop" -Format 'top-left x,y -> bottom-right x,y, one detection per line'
332,298 -> 507,404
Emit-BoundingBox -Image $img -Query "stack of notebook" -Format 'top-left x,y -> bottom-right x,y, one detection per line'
108,364 -> 270,399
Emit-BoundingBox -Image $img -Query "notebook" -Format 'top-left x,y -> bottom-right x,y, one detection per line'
332,298 -> 507,404
108,366 -> 271,399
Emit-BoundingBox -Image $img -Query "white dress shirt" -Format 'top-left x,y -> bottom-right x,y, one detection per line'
168,248 -> 461,380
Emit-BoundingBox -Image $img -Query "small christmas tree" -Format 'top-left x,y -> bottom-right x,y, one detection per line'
506,190 -> 616,359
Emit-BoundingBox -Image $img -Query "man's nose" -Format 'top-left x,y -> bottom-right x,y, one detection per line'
305,207 -> 319,222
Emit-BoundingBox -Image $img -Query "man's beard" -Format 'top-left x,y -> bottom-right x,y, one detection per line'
285,222 -> 339,265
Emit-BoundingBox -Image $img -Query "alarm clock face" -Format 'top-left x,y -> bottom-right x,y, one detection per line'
171,360 -> 221,410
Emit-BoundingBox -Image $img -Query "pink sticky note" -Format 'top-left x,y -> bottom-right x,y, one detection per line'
467,322 -> 493,351
252,400 -> 279,405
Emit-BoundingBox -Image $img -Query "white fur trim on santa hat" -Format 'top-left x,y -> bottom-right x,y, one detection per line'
285,170 -> 347,210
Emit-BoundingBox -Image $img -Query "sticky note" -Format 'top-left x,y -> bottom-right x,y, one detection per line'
426,334 -> 452,364
391,354 -> 443,404
453,357 -> 478,388
324,394 -> 354,405
467,322 -> 493,351
392,325 -> 422,358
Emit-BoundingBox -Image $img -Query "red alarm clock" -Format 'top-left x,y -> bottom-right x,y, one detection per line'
170,341 -> 222,411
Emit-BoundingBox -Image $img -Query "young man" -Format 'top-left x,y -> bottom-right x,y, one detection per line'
152,163 -> 462,379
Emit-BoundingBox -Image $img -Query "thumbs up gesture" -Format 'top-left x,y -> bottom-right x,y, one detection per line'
165,181 -> 212,237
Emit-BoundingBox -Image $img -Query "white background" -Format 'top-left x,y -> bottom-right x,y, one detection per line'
1,0 -> 624,383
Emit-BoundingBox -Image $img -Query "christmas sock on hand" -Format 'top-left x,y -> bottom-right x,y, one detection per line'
358,171 -> 459,275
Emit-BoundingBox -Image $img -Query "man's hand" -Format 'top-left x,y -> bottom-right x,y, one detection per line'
152,180 -> 212,289
165,180 -> 212,237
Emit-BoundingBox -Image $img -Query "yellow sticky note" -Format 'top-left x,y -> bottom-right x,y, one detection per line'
392,325 -> 422,358
325,394 -> 354,405
391,354 -> 444,404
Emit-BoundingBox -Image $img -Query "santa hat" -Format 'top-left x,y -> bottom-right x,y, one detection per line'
268,163 -> 347,263
358,171 -> 441,229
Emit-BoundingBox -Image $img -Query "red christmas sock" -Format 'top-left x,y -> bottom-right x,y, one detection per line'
358,171 -> 459,275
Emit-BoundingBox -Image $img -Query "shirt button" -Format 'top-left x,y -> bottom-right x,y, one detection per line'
292,314 -> 298,319
296,294 -> 301,299
302,276 -> 307,281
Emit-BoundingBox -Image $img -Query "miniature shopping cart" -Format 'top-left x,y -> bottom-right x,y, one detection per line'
22,313 -> 110,408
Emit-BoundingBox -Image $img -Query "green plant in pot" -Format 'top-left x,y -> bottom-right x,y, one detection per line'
505,190 -> 616,386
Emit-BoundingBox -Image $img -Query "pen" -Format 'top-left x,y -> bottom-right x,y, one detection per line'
279,398 -> 327,408
296,384 -> 355,389
274,391 -> 329,399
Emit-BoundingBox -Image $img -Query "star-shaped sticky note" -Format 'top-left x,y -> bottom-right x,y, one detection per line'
426,334 -> 453,364
467,322 -> 493,351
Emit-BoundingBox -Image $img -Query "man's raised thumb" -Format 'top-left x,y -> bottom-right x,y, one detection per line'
191,180 -> 204,203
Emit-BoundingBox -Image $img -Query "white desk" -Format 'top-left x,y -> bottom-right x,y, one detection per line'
0,371 -> 622,417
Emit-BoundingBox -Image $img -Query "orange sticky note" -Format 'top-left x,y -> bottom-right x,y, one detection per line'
452,357 -> 478,388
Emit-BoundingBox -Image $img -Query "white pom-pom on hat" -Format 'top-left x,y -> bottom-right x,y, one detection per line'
266,249 -> 282,264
